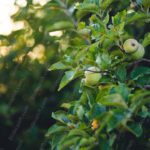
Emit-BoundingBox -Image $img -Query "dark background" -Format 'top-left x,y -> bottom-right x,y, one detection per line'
0,0 -> 80,149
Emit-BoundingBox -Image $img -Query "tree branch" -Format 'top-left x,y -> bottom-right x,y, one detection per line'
128,58 -> 150,67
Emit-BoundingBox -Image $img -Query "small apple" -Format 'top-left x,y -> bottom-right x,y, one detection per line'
84,66 -> 101,86
131,44 -> 145,60
123,39 -> 139,53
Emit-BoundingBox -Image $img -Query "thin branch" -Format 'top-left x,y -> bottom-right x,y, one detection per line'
142,58 -> 150,63
144,85 -> 150,90
136,84 -> 150,90
128,58 -> 150,67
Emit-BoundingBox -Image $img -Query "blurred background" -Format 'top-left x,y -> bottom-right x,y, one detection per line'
0,0 -> 80,149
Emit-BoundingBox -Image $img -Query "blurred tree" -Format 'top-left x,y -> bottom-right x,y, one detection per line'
0,0 -> 80,149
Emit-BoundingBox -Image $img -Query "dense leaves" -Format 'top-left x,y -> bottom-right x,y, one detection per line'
48,0 -> 150,150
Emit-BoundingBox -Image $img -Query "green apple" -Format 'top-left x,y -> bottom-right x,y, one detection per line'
84,66 -> 101,86
123,39 -> 139,53
131,44 -> 145,60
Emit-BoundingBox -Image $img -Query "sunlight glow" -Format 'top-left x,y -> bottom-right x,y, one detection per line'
0,0 -> 19,35
16,0 -> 27,7
0,0 -> 52,36
49,31 -> 63,37
0,46 -> 12,57
33,0 -> 51,6
28,44 -> 46,63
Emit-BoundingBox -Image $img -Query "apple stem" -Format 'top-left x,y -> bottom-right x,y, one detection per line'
129,58 -> 150,66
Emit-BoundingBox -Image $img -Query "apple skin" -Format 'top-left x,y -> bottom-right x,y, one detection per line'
123,39 -> 139,53
131,44 -> 145,60
84,67 -> 101,86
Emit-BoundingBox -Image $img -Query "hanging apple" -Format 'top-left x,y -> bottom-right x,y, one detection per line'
84,66 -> 101,86
123,39 -> 145,60
123,39 -> 139,53
131,44 -> 145,60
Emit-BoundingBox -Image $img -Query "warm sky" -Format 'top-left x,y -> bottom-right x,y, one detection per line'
0,0 -> 49,36
0,0 -> 16,35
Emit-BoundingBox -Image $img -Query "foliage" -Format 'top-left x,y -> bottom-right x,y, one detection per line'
47,0 -> 150,150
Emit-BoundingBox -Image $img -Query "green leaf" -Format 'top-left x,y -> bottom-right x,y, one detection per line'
98,134 -> 111,150
88,103 -> 106,119
107,109 -> 126,132
97,84 -> 114,99
52,111 -> 70,124
96,53 -> 111,70
76,105 -> 85,120
136,74 -> 150,86
78,3 -> 99,12
126,12 -> 150,24
46,124 -> 68,137
115,65 -> 127,82
130,91 -> 150,112
48,61 -> 71,71
86,89 -> 96,108
84,0 -> 100,5
141,0 -> 150,8
130,66 -> 150,80
138,106 -> 150,118
61,103 -> 72,109
100,0 -> 114,10
98,93 -> 128,108
58,70 -> 82,91
58,136 -> 80,150
76,3 -> 99,21
112,10 -> 126,26
51,134 -> 66,150
125,122 -> 143,137
47,21 -> 74,31
142,32 -> 150,47
115,83 -> 130,102
79,137 -> 96,147
68,129 -> 89,138
95,112 -> 113,134
103,13 -> 110,25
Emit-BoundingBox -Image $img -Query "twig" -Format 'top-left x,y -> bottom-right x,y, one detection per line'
128,58 -> 150,67
144,85 -> 150,90
135,84 -> 150,90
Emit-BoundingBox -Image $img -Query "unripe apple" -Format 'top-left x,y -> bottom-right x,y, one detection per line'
131,44 -> 145,60
84,66 -> 101,86
123,39 -> 139,53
